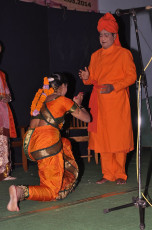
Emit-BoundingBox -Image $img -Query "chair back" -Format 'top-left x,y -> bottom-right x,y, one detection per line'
66,116 -> 91,162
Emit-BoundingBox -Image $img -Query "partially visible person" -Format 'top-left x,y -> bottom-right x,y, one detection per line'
0,43 -> 17,181
7,73 -> 91,212
79,13 -> 137,185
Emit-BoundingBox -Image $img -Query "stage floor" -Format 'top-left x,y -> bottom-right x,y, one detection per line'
0,148 -> 152,230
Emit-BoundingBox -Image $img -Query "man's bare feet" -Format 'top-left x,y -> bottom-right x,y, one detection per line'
116,178 -> 126,185
7,185 -> 20,212
96,178 -> 109,184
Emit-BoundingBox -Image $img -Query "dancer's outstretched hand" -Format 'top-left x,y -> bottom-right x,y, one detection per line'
73,92 -> 84,106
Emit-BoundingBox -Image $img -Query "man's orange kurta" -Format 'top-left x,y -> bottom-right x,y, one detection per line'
83,44 -> 137,154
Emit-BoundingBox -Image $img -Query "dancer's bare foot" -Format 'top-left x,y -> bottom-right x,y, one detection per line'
116,178 -> 126,185
7,185 -> 20,212
96,178 -> 109,184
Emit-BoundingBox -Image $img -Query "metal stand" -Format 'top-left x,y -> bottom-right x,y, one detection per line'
103,10 -> 152,230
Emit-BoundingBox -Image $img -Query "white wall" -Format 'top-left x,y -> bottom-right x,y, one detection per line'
97,0 -> 152,98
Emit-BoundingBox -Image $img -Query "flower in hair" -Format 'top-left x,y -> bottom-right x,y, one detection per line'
43,77 -> 49,85
43,85 -> 49,89
43,77 -> 49,89
48,77 -> 54,82
48,87 -> 54,95
30,89 -> 43,116
33,109 -> 39,116
30,77 -> 55,116
35,94 -> 46,112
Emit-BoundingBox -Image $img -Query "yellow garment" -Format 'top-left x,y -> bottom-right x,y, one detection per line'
23,96 -> 78,201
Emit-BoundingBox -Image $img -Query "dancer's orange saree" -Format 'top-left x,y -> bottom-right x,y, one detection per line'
23,96 -> 79,201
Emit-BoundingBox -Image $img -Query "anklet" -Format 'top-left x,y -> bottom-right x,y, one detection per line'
18,185 -> 29,200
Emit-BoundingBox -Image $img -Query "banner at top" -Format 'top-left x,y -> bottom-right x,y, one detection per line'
51,0 -> 98,12
19,0 -> 98,12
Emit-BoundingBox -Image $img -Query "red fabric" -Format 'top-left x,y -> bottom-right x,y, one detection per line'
88,81 -> 102,133
97,12 -> 121,46
7,105 -> 17,138
0,71 -> 6,90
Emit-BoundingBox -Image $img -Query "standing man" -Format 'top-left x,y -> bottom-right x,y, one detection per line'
79,12 -> 137,185
0,43 -> 17,181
